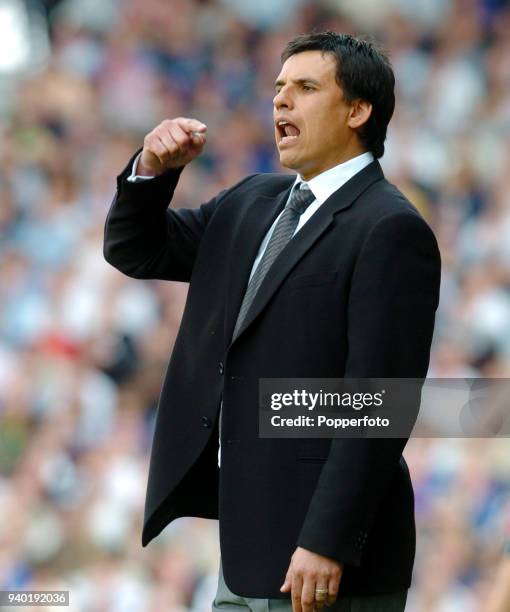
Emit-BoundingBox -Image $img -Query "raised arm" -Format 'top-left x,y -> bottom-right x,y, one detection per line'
104,117 -> 226,281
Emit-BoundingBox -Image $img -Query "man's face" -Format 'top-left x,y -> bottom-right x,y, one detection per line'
273,50 -> 355,180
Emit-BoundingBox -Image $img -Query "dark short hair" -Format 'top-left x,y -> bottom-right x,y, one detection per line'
281,32 -> 395,159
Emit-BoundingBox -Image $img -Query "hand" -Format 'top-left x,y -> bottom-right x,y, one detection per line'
280,547 -> 343,612
138,117 -> 208,176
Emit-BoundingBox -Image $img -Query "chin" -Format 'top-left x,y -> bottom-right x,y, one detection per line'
278,151 -> 299,172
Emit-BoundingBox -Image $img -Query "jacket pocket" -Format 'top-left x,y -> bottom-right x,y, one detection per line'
296,439 -> 331,462
284,269 -> 338,291
296,455 -> 328,463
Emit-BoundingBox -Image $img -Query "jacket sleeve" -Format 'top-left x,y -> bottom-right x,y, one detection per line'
103,147 -> 255,282
296,210 -> 441,566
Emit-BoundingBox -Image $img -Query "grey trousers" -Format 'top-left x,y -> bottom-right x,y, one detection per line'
212,560 -> 407,611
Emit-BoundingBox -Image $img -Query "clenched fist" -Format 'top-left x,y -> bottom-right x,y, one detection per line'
138,117 -> 208,176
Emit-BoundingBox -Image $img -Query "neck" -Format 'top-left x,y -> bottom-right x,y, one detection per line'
300,147 -> 369,181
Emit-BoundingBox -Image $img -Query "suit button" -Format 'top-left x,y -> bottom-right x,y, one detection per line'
201,416 -> 212,428
219,361 -> 224,375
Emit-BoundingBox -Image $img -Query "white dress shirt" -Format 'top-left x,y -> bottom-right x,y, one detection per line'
127,151 -> 375,466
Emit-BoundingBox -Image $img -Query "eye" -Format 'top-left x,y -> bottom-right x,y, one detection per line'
302,84 -> 314,91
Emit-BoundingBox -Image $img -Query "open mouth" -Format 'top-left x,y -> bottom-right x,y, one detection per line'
276,120 -> 300,146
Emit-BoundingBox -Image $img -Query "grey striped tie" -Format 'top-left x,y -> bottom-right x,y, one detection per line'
232,183 -> 315,340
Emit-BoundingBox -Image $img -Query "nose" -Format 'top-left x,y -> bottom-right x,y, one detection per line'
273,87 -> 293,110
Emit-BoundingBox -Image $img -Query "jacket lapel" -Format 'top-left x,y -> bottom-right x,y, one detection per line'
223,183 -> 293,346
226,160 -> 384,349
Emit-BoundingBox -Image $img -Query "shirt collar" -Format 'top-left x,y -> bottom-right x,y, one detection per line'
291,151 -> 375,205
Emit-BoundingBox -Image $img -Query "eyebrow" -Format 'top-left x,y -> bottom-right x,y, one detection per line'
274,77 -> 321,90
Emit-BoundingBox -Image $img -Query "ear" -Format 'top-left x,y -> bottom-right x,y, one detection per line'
347,99 -> 372,129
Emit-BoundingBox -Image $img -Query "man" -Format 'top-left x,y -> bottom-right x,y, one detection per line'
103,32 -> 441,611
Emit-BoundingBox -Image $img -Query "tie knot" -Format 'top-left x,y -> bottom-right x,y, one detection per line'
287,183 -> 315,215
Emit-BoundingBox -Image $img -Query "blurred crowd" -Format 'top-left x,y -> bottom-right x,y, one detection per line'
1,0 -> 510,610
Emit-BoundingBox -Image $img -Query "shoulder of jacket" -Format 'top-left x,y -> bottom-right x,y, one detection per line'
361,178 -> 426,220
229,171 -> 294,193
215,172 -> 294,206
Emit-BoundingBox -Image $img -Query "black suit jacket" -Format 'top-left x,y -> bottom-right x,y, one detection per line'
103,148 -> 441,599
